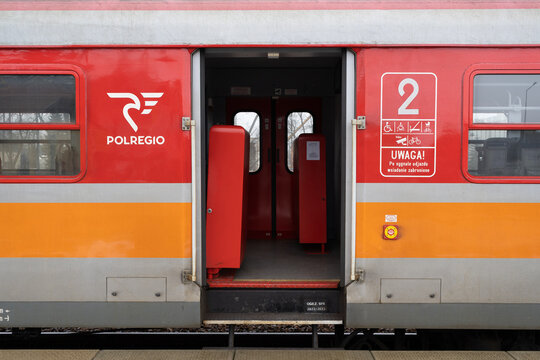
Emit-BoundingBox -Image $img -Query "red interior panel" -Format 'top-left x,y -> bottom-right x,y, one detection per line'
206,125 -> 249,270
294,134 -> 327,244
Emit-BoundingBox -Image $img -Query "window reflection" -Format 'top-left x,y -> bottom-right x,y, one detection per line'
234,112 -> 260,172
287,112 -> 313,171
0,130 -> 80,176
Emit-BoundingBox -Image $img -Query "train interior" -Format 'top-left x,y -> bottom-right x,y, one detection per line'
202,48 -> 345,314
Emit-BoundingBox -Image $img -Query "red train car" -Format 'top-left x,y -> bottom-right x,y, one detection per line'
0,1 -> 538,336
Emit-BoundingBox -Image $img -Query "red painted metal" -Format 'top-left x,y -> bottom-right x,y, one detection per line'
294,134 -> 327,245
355,47 -> 540,184
0,48 -> 192,183
227,98 -> 272,238
206,125 -> 249,270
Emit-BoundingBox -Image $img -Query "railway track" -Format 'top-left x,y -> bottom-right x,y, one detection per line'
0,328 -> 538,351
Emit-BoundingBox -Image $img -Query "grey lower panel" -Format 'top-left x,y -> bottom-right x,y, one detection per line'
0,258 -> 199,302
348,258 -> 540,303
0,302 -> 200,328
346,303 -> 540,329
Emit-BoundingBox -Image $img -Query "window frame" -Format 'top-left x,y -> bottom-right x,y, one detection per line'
285,110 -> 315,173
463,64 -> 540,183
0,65 -> 86,183
233,110 -> 262,174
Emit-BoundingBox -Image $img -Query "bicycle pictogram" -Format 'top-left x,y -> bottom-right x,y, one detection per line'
408,136 -> 421,145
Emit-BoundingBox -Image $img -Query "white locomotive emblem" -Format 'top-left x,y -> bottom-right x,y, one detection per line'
107,92 -> 164,132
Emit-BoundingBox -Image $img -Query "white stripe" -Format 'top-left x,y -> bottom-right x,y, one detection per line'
1,9 -> 540,45
0,183 -> 191,203
141,92 -> 164,98
357,183 -> 540,203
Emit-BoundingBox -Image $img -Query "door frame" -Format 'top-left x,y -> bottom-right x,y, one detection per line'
192,49 -> 205,287
343,49 -> 357,286
196,47 -> 355,294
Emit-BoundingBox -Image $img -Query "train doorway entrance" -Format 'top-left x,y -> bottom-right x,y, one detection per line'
202,48 -> 346,321
226,97 -> 322,240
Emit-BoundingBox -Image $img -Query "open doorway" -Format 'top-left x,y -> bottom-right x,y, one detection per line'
203,48 -> 344,290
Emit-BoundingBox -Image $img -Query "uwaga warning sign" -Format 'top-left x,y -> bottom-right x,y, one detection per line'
380,72 -> 437,177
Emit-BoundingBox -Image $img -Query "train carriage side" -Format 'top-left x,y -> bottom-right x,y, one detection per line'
0,3 -> 539,331
348,47 -> 540,329
0,48 -> 200,328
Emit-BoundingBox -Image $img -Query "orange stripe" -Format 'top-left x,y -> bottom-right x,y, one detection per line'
357,202 -> 540,258
0,203 -> 191,258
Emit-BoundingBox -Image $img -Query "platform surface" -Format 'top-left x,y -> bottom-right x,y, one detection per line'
235,349 -> 372,360
0,350 -> 100,360
0,350 -> 538,360
371,351 -> 515,360
95,350 -> 234,360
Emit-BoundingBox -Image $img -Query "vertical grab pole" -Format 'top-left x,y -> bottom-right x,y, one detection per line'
350,116 -> 365,281
350,119 -> 357,281
185,49 -> 202,285
190,117 -> 197,282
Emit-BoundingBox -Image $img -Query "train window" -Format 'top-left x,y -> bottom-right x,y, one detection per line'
473,75 -> 540,124
0,74 -> 81,178
234,111 -> 260,172
287,112 -> 314,172
0,130 -> 80,176
467,73 -> 540,178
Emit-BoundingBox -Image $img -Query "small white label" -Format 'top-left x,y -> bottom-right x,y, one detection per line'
284,88 -> 298,95
385,214 -> 398,223
306,141 -> 320,161
230,86 -> 251,95
0,309 -> 11,322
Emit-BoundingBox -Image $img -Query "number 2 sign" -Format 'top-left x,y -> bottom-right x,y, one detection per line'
381,73 -> 437,120
380,72 -> 437,177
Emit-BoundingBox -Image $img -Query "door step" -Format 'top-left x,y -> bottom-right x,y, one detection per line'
205,288 -> 343,321
204,312 -> 342,325
207,279 -> 339,289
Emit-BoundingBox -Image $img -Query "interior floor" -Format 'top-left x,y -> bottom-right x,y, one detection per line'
206,238 -> 340,288
237,238 -> 339,280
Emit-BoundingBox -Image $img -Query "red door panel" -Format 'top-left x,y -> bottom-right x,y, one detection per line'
206,125 -> 249,269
